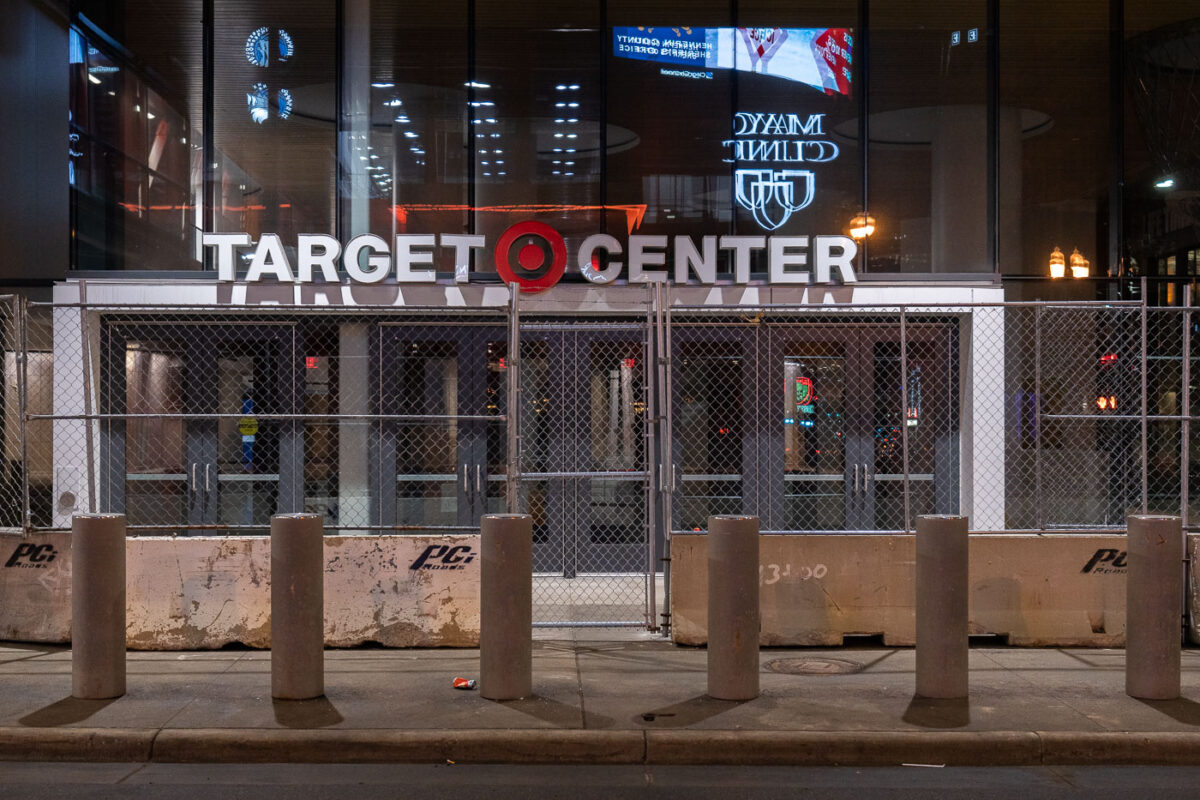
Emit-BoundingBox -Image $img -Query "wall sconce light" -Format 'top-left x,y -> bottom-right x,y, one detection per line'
848,213 -> 876,240
1069,248 -> 1090,279
1049,246 -> 1065,278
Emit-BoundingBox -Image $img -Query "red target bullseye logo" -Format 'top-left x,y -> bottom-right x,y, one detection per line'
494,221 -> 567,293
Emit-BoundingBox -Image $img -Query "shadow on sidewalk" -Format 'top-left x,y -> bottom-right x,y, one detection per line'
1136,697 -> 1200,726
272,696 -> 344,728
18,696 -> 117,727
902,695 -> 971,729
494,695 -> 612,729
634,694 -> 746,728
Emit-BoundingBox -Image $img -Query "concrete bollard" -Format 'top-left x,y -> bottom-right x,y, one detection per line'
915,515 -> 970,699
1126,514 -> 1183,700
707,515 -> 760,701
480,514 -> 533,700
71,513 -> 127,699
270,513 -> 325,700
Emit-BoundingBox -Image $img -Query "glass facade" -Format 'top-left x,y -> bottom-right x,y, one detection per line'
65,0 -> 1200,294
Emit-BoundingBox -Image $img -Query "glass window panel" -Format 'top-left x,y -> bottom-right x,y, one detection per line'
1124,3 -> 1200,299
343,0 -> 468,268
1001,0 -> 1110,300
70,1 -> 202,270
736,2 -> 859,243
211,1 -> 336,247
869,1 -> 988,273
471,2 -> 603,276
608,2 -> 734,273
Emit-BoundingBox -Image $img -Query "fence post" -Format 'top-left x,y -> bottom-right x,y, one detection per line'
71,513 -> 126,699
480,513 -> 532,700
1125,514 -> 1182,699
707,515 -> 759,701
915,514 -> 969,699
270,513 -> 325,700
506,283 -> 521,513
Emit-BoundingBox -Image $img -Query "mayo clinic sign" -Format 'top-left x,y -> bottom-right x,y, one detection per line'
203,221 -> 857,293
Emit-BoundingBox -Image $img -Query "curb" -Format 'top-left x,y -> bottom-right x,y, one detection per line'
151,729 -> 646,764
0,727 -> 155,762
644,730 -> 1043,766
5,727 -> 1200,766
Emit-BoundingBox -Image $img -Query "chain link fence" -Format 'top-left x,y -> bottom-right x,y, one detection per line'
4,293 -> 1199,628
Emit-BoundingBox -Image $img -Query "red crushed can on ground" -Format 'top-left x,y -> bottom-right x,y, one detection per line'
453,677 -> 476,690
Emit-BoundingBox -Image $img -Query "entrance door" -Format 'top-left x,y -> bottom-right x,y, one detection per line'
766,321 -> 959,531
521,325 -> 650,577
101,322 -> 300,532
375,323 -> 507,531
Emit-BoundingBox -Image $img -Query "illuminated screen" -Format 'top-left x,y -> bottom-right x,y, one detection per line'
613,26 -> 852,95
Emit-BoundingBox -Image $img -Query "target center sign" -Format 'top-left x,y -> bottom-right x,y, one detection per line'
204,221 -> 858,292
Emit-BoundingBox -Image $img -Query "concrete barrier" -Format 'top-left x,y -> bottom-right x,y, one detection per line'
1126,515 -> 1183,700
670,533 -> 1131,647
915,515 -> 969,699
707,515 -> 759,701
71,513 -> 126,699
480,514 -> 532,701
270,514 -> 324,700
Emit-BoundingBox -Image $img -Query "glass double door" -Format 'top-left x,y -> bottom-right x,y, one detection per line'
374,323 -> 508,530
674,320 -> 958,532
374,322 -> 650,574
101,322 -> 300,532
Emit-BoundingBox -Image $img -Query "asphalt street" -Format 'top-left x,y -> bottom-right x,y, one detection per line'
3,764 -> 1200,799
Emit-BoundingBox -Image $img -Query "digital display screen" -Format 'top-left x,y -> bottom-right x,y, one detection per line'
613,26 -> 853,96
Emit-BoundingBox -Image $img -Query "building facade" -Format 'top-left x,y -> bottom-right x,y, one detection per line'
1,1 -> 1199,646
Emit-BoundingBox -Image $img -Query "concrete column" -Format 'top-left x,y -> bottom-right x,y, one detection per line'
341,0 -> 372,237
1126,515 -> 1183,700
707,515 -> 759,701
915,514 -> 969,699
71,513 -> 126,699
271,513 -> 324,700
480,513 -> 532,700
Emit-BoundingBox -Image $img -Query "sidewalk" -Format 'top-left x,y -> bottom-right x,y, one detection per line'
2,636 -> 1200,766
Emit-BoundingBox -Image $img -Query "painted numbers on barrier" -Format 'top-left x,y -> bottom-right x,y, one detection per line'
760,562 -> 828,585
1081,549 -> 1127,575
4,544 -> 58,569
409,545 -> 476,571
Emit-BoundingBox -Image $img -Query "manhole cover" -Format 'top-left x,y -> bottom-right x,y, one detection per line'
765,657 -> 863,675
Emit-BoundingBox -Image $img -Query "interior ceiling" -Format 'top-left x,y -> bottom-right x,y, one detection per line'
90,2 -> 1199,236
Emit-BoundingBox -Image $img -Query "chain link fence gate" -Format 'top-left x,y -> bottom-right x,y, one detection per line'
517,289 -> 657,628
9,290 -> 1200,634
23,301 -> 516,537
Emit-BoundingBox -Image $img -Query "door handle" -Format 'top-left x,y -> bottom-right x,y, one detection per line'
476,464 -> 482,494
205,463 -> 211,493
462,463 -> 468,493
853,464 -> 860,493
191,463 -> 197,495
863,463 -> 871,493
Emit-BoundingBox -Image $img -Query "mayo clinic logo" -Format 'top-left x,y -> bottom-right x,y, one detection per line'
725,112 -> 837,231
735,169 -> 815,232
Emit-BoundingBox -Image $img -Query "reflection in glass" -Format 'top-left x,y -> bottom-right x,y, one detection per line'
782,345 -> 846,530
